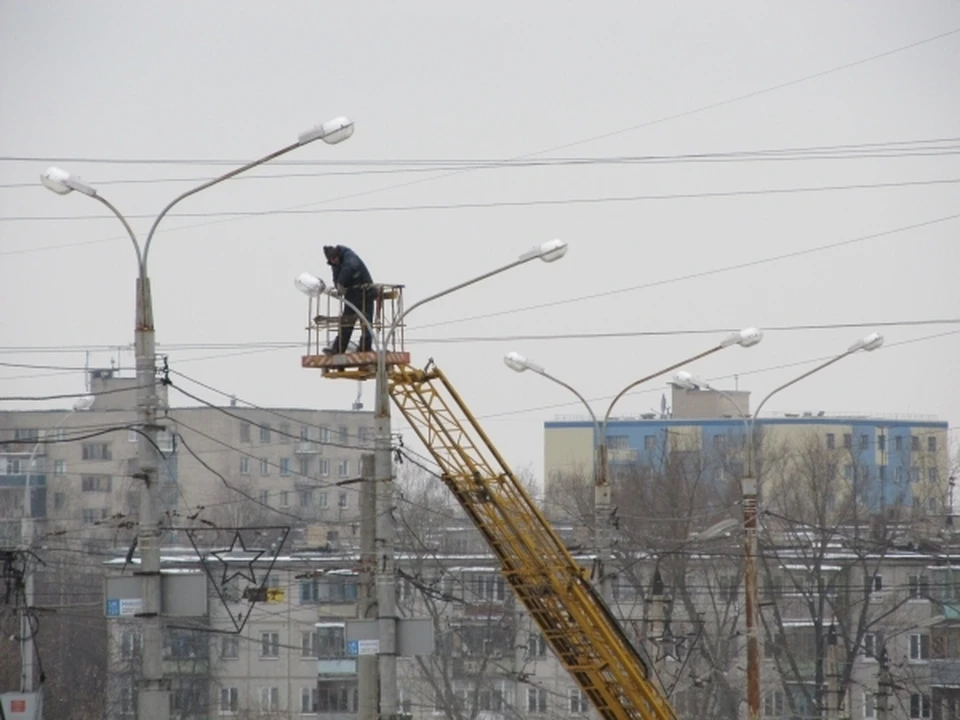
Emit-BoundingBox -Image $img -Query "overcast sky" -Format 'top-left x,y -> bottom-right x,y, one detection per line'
2,1 -> 959,484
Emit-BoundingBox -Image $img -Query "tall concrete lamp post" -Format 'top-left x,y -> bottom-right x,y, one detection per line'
41,115 -> 354,720
673,331 -> 884,720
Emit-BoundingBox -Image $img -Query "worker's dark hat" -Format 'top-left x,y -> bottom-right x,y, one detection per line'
323,245 -> 339,261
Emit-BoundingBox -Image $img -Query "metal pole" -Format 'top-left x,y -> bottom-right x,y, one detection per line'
358,454 -> 378,720
134,276 -> 168,720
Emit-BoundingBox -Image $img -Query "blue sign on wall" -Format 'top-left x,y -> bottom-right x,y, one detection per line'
346,640 -> 359,656
106,598 -> 120,617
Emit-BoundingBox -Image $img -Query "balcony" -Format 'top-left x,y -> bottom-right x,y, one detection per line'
295,440 -> 324,455
931,660 -> 960,687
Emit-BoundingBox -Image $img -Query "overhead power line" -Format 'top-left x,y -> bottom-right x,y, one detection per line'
1,136 -> 957,176
3,177 -> 958,223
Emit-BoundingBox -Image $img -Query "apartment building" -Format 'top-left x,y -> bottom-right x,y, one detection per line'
0,368 -> 374,550
544,383 -> 951,524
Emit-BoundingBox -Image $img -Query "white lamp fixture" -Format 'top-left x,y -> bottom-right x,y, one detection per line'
72,395 -> 96,412
720,327 -> 764,348
295,272 -> 327,296
503,351 -> 545,374
298,116 -> 355,146
40,166 -> 97,197
672,371 -> 706,390
849,332 -> 884,353
519,238 -> 568,263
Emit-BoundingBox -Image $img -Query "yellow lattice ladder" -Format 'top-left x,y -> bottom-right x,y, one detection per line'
389,363 -> 678,720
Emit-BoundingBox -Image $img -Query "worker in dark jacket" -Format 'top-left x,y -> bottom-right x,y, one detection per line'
323,245 -> 375,354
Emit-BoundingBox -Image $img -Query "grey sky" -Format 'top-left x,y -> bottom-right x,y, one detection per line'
2,1 -> 959,482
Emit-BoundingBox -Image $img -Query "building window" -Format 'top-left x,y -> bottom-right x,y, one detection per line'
337,459 -> 349,477
301,687 -> 319,713
301,629 -> 319,657
763,690 -> 784,717
119,686 -> 136,716
81,442 -> 111,460
338,492 -> 348,508
260,631 -> 279,658
82,508 -> 106,525
298,490 -> 312,508
358,426 -> 372,445
81,475 -> 112,492
338,425 -> 349,444
319,426 -> 330,443
221,636 -> 239,659
863,631 -> 883,657
240,423 -> 251,444
843,433 -> 852,449
644,434 -> 657,450
569,688 -> 589,713
870,575 -> 883,593
527,687 -> 548,714
260,458 -> 269,476
928,467 -> 939,483
14,428 -> 39,442
239,457 -> 249,475
260,424 -> 271,444
280,490 -> 290,507
860,434 -> 869,450
910,693 -> 931,718
928,436 -> 937,452
909,575 -> 930,598
912,436 -> 921,452
316,625 -> 345,657
316,576 -> 359,603
878,434 -> 886,451
278,423 -> 291,443
895,436 -> 904,451
909,633 -> 930,661
319,458 -> 330,476
300,581 -> 319,605
318,491 -> 328,508
826,433 -> 835,449
878,465 -> 887,481
259,490 -> 270,506
864,691 -> 876,718
260,687 -> 279,712
54,492 -> 65,510
299,456 -> 310,478
219,687 -> 239,714
120,629 -> 142,659
54,460 -> 65,475
317,684 -> 356,712
280,457 -> 291,476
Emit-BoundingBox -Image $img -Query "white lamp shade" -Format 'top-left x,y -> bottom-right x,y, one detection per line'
295,272 -> 326,296
41,166 -> 73,195
504,352 -> 529,373
538,238 -> 568,262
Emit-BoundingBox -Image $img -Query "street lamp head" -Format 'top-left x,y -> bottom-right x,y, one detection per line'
537,238 -> 567,262
298,116 -> 355,146
849,332 -> 884,353
692,517 -> 739,541
519,238 -> 568,263
294,272 -> 327,296
720,326 -> 763,349
504,351 -> 530,373
671,371 -> 704,390
72,395 -> 96,412
40,166 -> 97,197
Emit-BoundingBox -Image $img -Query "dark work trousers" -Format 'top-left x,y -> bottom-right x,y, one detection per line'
332,287 -> 376,352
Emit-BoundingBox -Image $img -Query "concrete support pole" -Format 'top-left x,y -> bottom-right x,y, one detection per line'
742,476 -> 761,720
134,278 -> 169,720
358,454 -> 379,720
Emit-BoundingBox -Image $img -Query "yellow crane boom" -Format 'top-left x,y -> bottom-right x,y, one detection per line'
389,362 -> 677,720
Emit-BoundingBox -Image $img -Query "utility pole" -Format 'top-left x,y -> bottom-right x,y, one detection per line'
134,277 -> 168,719
647,568 -> 668,694
876,645 -> 892,720
742,476 -> 761,720
825,623 -> 840,720
358,454 -> 378,720
374,349 -> 398,720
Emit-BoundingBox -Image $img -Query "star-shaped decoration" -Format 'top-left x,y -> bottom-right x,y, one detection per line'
210,531 -> 266,588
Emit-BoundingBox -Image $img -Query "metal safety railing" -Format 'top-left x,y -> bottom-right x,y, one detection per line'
304,283 -> 406,357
